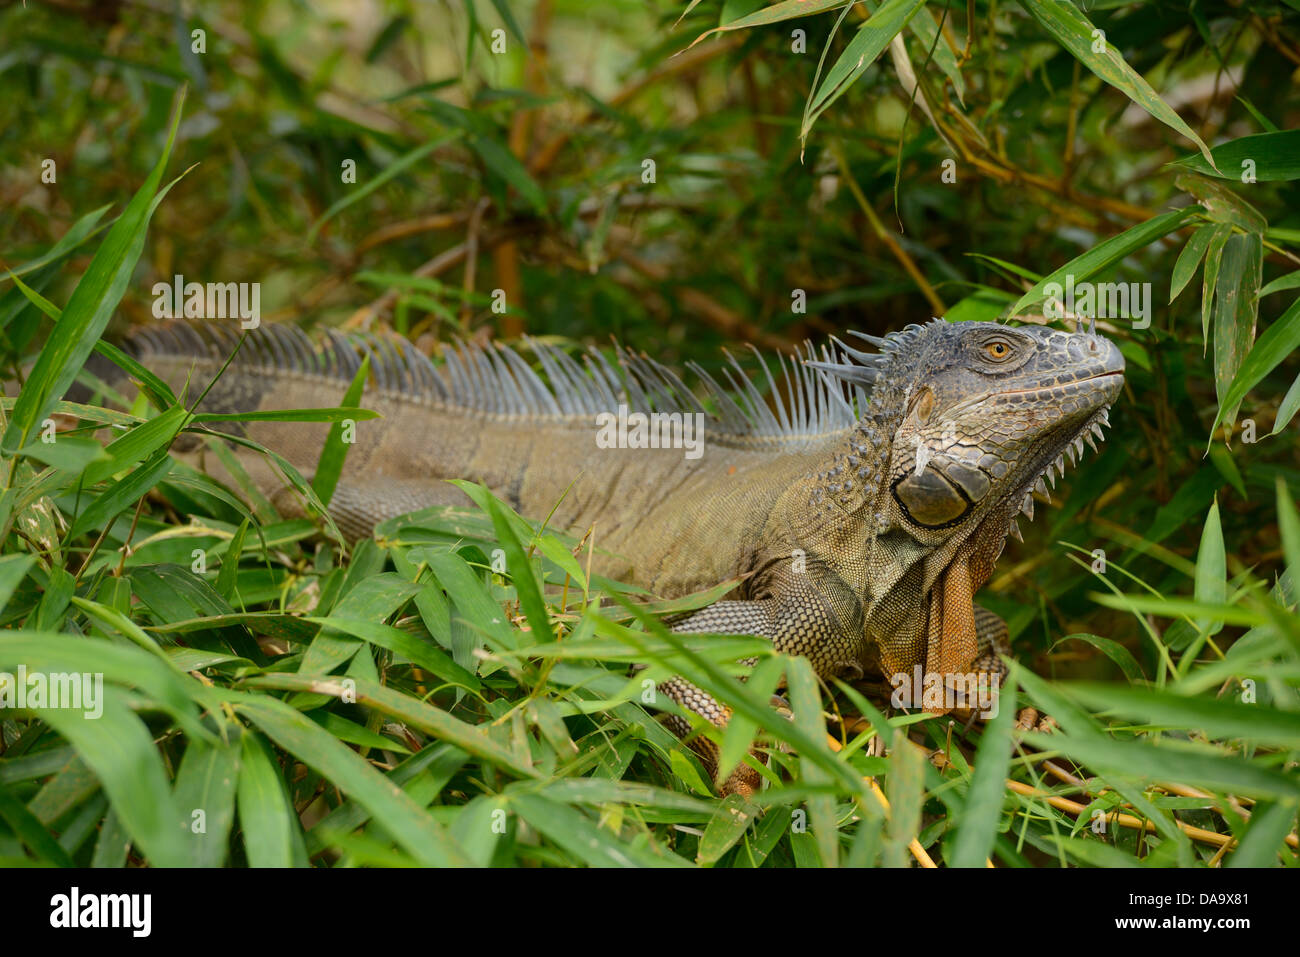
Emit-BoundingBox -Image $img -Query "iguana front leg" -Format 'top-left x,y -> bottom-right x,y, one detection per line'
971,603 -> 1010,682
657,574 -> 865,796
657,600 -> 779,797
966,604 -> 1054,731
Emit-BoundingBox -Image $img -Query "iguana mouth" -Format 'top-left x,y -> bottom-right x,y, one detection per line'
1006,403 -> 1114,537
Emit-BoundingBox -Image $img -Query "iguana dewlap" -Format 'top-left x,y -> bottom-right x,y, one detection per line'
113,318 -> 1123,786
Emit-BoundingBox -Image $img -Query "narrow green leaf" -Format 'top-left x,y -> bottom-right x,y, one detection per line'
470,134 -> 548,216
247,671 -> 535,778
1171,130 -> 1300,182
90,808 -> 131,868
1278,478 -> 1300,586
303,743 -> 468,857
882,727 -> 926,868
237,732 -> 298,868
950,672 -> 1017,868
1066,683 -> 1300,750
511,792 -> 688,867
83,405 -> 188,487
307,132 -> 460,242
1209,295 -> 1300,440
1212,232 -> 1263,427
172,737 -> 241,867
1018,0 -> 1214,166
2,203 -> 112,281
314,711 -> 411,754
190,407 -> 379,424
1227,801 -> 1297,867
18,436 -> 108,474
1193,498 -> 1226,637
66,449 -> 174,540
1169,225 -> 1214,303
5,270 -> 62,322
1271,372 -> 1300,437
236,694 -> 469,866
715,655 -> 783,788
802,0 -> 927,140
483,494 -> 552,643
1260,270 -> 1300,299
312,355 -> 370,505
0,782 -> 74,866
909,5 -> 965,103
697,792 -> 760,866
303,616 -> 480,689
214,518 -> 249,599
2,87 -> 186,454
38,688 -> 189,867
92,338 -> 178,408
1009,208 -> 1194,316
0,554 -> 35,613
690,0 -> 848,46
785,655 -> 838,867
486,0 -> 527,45
300,573 -> 420,675
1201,223 -> 1231,343
1051,633 -> 1145,682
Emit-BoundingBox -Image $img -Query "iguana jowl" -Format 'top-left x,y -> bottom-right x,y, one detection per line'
119,318 -> 1124,791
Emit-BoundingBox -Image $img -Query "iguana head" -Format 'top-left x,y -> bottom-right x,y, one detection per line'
814,319 -> 1124,542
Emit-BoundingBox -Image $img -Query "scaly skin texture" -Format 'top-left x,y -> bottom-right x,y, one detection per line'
113,318 -> 1124,793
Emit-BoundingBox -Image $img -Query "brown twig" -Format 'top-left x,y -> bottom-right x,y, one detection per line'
460,197 -> 490,328
826,732 -> 963,868
832,141 -> 947,315
355,211 -> 472,256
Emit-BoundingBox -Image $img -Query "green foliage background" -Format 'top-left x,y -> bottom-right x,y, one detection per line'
0,0 -> 1297,867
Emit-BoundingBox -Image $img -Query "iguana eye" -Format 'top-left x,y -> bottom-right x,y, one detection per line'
984,341 -> 1012,361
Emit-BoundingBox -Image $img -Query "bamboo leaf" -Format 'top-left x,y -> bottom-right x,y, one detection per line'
307,132 -> 460,242
38,688 -> 190,867
697,792 -> 760,866
690,0 -> 850,46
949,671 -> 1017,868
235,694 -> 470,866
802,0 -> 928,141
0,782 -> 74,866
1169,225 -> 1214,303
312,355 -> 370,505
237,732 -> 299,868
1050,633 -> 1145,682
1201,223 -> 1231,343
1193,498 -> 1226,637
1228,801 -> 1298,867
1010,208 -> 1194,317
1018,0 -> 1215,167
1209,294 -> 1300,440
172,736 -> 241,867
1171,130 -> 1300,182
511,792 -> 688,867
1212,232 -> 1263,428
2,87 -> 186,455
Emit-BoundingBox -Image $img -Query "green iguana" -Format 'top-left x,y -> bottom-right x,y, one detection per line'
103,317 -> 1124,793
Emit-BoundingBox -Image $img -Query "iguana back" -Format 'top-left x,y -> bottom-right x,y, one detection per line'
124,322 -> 856,595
